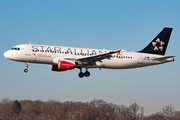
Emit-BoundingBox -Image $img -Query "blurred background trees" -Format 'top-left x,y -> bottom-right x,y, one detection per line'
0,98 -> 179,120
12,100 -> 21,114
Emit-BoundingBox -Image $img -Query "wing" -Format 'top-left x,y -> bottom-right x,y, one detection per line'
78,49 -> 121,65
64,49 -> 121,65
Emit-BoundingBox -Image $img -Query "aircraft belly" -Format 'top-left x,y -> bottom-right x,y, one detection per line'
36,57 -> 53,64
102,58 -> 137,69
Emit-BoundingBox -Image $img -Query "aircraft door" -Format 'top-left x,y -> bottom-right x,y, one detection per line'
25,45 -> 31,55
137,54 -> 143,64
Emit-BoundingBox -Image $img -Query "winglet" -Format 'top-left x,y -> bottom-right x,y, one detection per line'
116,49 -> 122,54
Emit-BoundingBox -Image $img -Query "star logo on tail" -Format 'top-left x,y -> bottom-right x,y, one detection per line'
152,38 -> 165,51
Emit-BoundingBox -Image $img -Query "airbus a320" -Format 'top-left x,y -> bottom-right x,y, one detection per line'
4,28 -> 175,78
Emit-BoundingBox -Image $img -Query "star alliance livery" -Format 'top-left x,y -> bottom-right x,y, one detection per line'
4,28 -> 175,78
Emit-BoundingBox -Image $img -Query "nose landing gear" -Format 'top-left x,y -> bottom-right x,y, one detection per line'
24,69 -> 28,73
24,62 -> 29,73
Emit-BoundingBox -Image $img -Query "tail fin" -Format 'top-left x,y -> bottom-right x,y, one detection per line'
139,27 -> 173,55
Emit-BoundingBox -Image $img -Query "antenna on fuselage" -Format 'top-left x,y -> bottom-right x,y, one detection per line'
29,42 -> 31,44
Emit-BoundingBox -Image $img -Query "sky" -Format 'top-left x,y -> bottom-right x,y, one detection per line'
0,0 -> 180,115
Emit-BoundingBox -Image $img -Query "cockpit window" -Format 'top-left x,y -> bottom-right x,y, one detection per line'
11,47 -> 20,51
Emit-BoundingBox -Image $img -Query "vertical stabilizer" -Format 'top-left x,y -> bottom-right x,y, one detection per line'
140,28 -> 173,55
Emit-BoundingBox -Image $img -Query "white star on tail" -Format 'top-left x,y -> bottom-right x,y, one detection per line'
152,38 -> 165,51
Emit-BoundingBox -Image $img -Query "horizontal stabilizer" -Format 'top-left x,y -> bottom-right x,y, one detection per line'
153,56 -> 175,61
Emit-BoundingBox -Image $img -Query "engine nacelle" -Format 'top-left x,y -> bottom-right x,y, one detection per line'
51,60 -> 75,71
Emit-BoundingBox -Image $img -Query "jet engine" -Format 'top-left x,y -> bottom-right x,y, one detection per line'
51,60 -> 75,71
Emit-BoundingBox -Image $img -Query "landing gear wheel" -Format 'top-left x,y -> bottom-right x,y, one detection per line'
78,72 -> 84,78
24,62 -> 29,73
84,71 -> 90,77
24,69 -> 28,73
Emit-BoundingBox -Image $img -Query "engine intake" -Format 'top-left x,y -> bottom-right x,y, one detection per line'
51,60 -> 75,71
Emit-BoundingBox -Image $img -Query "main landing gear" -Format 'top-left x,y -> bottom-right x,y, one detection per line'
78,68 -> 90,78
24,62 -> 29,73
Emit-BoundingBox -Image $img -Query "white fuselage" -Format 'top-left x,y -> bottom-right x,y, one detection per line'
4,44 -> 174,69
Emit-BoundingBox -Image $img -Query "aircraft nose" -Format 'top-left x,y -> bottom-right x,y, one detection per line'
4,51 -> 10,59
4,51 -> 8,58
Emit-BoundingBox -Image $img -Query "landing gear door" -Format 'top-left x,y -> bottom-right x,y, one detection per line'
137,54 -> 143,64
25,45 -> 31,55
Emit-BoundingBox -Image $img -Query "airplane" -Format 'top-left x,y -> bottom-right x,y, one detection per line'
4,27 -> 175,78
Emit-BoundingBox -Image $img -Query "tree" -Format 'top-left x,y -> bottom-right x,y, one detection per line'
140,106 -> 145,120
174,111 -> 180,119
89,99 -> 107,108
129,103 -> 139,119
12,100 -> 21,114
163,105 -> 175,117
0,98 -> 13,114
